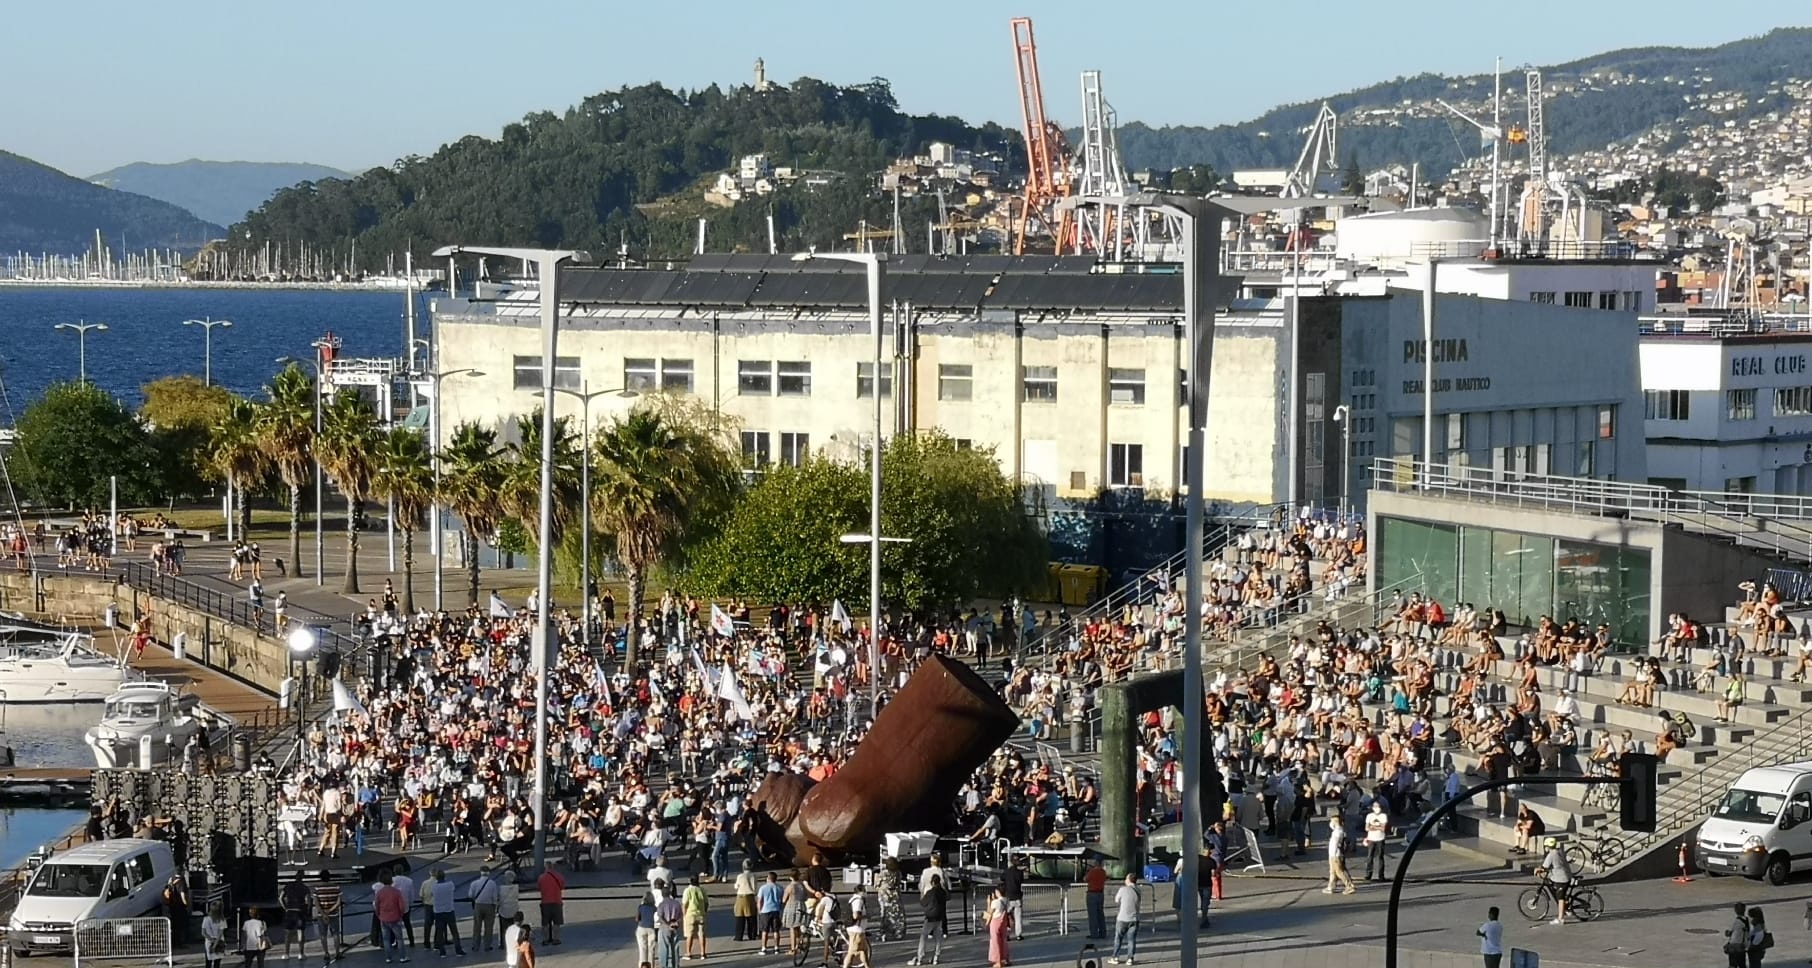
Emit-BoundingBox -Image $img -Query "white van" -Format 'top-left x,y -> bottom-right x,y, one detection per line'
7,839 -> 179,955
1697,762 -> 1812,885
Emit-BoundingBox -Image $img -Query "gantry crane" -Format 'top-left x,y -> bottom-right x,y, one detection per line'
1009,16 -> 1075,254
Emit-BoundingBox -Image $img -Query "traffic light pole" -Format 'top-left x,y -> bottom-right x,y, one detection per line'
1384,757 -> 1656,968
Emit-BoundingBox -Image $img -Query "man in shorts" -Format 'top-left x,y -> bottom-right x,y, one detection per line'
536,865 -> 565,946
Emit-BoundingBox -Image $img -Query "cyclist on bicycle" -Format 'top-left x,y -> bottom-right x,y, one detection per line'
1535,837 -> 1577,925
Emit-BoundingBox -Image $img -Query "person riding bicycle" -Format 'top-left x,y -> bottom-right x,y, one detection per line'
1535,837 -> 1578,925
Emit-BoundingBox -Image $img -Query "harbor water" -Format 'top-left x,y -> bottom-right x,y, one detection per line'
0,808 -> 87,872
0,286 -> 422,405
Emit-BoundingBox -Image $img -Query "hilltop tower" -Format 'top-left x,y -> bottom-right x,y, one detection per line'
754,57 -> 774,92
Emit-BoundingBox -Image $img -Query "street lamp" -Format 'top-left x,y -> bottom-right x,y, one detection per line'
434,243 -> 590,875
793,250 -> 888,711
277,335 -> 339,586
182,317 -> 233,386
551,382 -> 638,645
54,321 -> 109,382
287,625 -> 317,752
420,367 -> 487,611
1332,404 -> 1352,522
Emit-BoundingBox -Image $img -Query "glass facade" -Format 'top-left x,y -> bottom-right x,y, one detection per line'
1379,516 -> 1651,646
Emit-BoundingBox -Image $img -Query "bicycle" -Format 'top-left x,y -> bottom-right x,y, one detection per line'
1563,829 -> 1628,874
793,919 -> 850,967
1517,874 -> 1604,923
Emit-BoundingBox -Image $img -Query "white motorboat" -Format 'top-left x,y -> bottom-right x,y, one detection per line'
84,682 -> 208,769
0,623 -> 128,703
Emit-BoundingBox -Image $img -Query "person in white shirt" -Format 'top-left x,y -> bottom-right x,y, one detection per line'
1477,906 -> 1504,968
1108,874 -> 1141,965
647,856 -> 674,892
1363,800 -> 1391,881
1322,815 -> 1356,895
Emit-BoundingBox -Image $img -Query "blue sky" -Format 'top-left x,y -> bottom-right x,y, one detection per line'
5,0 -> 1800,176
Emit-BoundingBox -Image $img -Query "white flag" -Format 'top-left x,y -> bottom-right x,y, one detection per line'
330,679 -> 368,717
690,647 -> 718,690
488,593 -> 512,618
830,599 -> 853,633
718,661 -> 756,722
711,603 -> 737,638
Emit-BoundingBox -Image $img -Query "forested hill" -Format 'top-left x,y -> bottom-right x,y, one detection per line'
232,78 -> 1022,269
0,150 -> 224,254
1110,27 -> 1812,177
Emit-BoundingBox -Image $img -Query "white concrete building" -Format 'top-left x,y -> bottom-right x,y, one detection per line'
1639,313 -> 1812,493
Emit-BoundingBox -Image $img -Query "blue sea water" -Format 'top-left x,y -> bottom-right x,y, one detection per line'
0,808 -> 87,872
0,287 -> 423,407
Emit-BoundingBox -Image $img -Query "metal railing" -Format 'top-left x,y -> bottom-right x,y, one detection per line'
1640,312 -> 1812,338
115,562 -> 364,654
1371,458 -> 1812,571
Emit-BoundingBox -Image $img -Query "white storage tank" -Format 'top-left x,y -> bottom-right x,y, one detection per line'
1334,208 -> 1489,268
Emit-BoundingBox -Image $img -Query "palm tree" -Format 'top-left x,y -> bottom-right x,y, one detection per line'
209,399 -> 267,540
256,364 -> 316,578
371,426 -> 435,615
440,421 -> 506,606
316,391 -> 380,594
591,405 -> 741,661
500,407 -> 581,545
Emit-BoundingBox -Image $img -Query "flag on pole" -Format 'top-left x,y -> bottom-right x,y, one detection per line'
488,593 -> 512,618
830,599 -> 853,633
710,603 -> 737,638
718,661 -> 757,722
690,647 -> 718,690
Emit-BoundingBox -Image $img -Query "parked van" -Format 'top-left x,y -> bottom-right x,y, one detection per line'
7,838 -> 178,955
1697,762 -> 1812,884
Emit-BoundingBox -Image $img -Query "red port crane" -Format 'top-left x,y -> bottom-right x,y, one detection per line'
1009,16 -> 1075,254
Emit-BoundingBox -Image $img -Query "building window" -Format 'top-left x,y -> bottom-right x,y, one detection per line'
1578,441 -> 1596,476
954,438 -> 973,450
1446,412 -> 1465,450
1776,386 -> 1812,417
939,364 -> 973,401
740,430 -> 771,468
856,362 -> 892,398
738,360 -> 773,396
1109,443 -> 1144,487
779,432 -> 810,467
1598,291 -> 1619,310
511,355 -> 581,390
1529,291 -> 1556,305
1726,476 -> 1757,494
1643,389 -> 1691,421
1597,405 -> 1615,439
623,358 -> 658,393
1728,388 -> 1757,421
1108,367 -> 1146,405
777,361 -> 811,396
1564,291 -> 1593,308
661,358 -> 694,393
1623,290 -> 1643,312
1022,365 -> 1058,402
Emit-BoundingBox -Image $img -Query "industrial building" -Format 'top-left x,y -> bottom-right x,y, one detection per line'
429,246 -> 1647,518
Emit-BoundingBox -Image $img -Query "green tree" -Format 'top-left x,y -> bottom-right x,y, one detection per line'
209,399 -> 267,539
257,365 -> 316,579
690,432 -> 1046,611
439,422 -> 506,606
1341,150 -> 1363,194
500,408 -> 580,548
316,391 -> 380,594
371,426 -> 435,614
141,375 -> 238,502
591,402 -> 741,657
9,381 -> 155,508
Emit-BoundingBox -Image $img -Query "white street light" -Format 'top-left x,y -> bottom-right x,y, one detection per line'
183,317 -> 233,386
54,321 -> 109,382
278,336 -> 340,586
838,534 -> 911,544
794,250 -> 888,713
287,625 -> 318,749
1332,404 -> 1352,522
420,367 -> 486,611
551,382 -> 637,644
434,243 -> 590,874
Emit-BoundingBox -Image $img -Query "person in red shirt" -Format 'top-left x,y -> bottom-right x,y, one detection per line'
536,866 -> 565,946
375,875 -> 408,962
1083,859 -> 1109,939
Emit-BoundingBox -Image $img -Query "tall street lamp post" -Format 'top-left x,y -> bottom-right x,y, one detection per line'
276,335 -> 339,586
182,317 -> 233,386
420,367 -> 486,611
54,321 -> 109,382
287,625 -> 317,751
551,382 -> 637,646
793,250 -> 889,712
1332,404 -> 1352,522
434,244 -> 590,874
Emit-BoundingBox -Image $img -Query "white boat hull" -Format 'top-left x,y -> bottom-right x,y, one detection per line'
0,666 -> 126,703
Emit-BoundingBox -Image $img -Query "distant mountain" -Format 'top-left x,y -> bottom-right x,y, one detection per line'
1105,27 -> 1812,179
88,160 -> 351,227
0,150 -> 223,254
